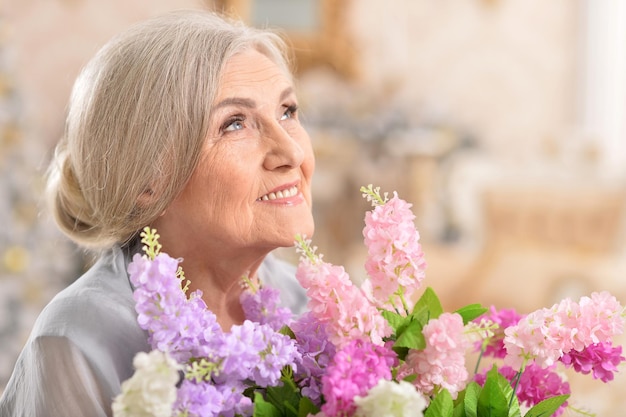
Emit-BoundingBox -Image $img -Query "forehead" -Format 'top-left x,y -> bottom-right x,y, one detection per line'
216,49 -> 292,97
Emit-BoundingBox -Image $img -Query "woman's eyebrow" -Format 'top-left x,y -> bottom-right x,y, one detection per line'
279,87 -> 294,102
213,87 -> 295,110
213,97 -> 256,110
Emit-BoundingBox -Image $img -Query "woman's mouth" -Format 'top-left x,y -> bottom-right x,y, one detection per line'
257,185 -> 299,201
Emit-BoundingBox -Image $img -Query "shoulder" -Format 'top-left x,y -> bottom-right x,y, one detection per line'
34,247 -> 138,337
0,335 -> 111,417
2,247 -> 150,414
28,246 -> 149,377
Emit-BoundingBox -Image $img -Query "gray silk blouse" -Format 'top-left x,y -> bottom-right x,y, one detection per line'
0,245 -> 307,417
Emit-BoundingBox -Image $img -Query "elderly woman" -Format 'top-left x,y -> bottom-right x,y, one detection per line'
0,9 -> 314,416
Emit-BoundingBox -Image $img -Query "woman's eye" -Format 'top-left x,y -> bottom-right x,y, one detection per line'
222,117 -> 245,132
280,104 -> 298,121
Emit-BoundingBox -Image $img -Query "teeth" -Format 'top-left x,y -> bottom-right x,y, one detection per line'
259,186 -> 298,201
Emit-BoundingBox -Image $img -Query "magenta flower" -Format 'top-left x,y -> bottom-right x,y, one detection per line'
475,364 -> 570,416
321,339 -> 397,417
475,306 -> 524,358
513,364 -> 570,416
362,189 -> 427,313
560,341 -> 625,382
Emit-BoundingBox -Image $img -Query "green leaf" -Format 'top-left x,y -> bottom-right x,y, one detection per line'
453,390 -> 467,417
382,310 -> 411,335
263,369 -> 301,417
279,325 -> 296,339
401,373 -> 417,383
523,395 -> 570,417
297,397 -> 320,417
411,287 -> 444,324
455,304 -> 488,325
425,389 -> 454,417
253,392 -> 282,417
463,381 -> 481,417
392,345 -> 410,361
490,368 -> 521,417
453,402 -> 467,417
394,318 -> 426,350
477,370 -> 509,417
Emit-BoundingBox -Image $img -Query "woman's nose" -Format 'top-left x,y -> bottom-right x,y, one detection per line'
262,121 -> 305,171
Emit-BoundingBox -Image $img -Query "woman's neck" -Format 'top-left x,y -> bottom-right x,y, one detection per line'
148,220 -> 270,329
183,256 -> 263,330
161,242 -> 266,330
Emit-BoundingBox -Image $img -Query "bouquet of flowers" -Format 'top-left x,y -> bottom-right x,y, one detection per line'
112,185 -> 625,417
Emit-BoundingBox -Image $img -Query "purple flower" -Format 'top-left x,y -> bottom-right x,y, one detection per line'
217,320 -> 269,381
560,342 -> 625,382
129,253 -> 224,362
216,321 -> 300,387
175,379 -> 251,417
251,324 -> 301,387
174,380 -> 224,417
240,286 -> 293,331
291,312 -> 337,404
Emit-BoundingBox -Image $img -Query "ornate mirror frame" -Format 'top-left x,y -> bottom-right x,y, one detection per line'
213,0 -> 358,78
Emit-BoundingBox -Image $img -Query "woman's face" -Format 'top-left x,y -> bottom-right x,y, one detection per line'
158,49 -> 315,254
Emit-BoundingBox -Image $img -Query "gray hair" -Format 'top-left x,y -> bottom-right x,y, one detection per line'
46,10 -> 292,250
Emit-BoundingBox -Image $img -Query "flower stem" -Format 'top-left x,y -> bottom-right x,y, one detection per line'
360,184 -> 388,206
509,360 -> 527,408
474,348 -> 485,375
294,234 -> 319,263
567,405 -> 596,417
391,288 -> 411,315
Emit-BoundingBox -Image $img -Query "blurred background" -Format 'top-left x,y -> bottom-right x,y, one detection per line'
1,0 -> 626,413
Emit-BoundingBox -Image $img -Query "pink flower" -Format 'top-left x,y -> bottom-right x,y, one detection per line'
578,292 -> 625,345
362,193 -> 426,313
295,239 -> 391,348
399,313 -> 470,398
504,292 -> 625,370
560,342 -> 625,382
320,339 -> 397,417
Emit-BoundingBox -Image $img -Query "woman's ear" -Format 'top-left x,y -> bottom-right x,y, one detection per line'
136,186 -> 167,217
136,188 -> 156,207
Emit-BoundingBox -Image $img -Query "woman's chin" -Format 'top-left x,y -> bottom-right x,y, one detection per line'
278,224 -> 315,248
297,220 -> 315,240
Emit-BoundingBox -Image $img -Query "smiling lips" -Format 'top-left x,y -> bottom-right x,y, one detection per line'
257,185 -> 299,201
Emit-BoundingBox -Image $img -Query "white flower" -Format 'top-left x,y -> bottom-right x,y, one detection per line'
354,380 -> 428,417
112,350 -> 181,417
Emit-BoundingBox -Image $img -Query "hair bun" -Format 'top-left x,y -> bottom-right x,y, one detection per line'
47,149 -> 115,249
